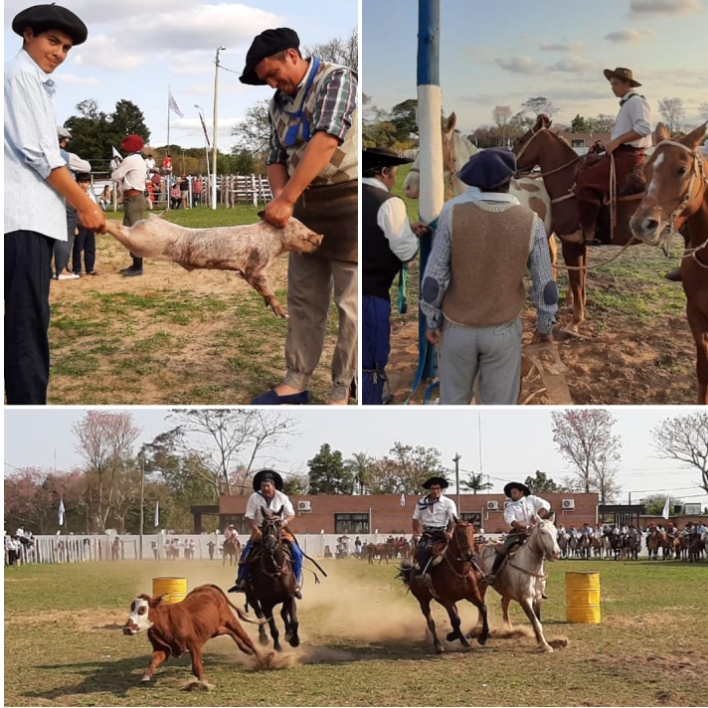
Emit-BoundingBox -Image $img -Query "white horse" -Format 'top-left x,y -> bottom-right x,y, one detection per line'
402,113 -> 558,275
480,514 -> 561,652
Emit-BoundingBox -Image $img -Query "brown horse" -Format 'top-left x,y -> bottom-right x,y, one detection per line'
399,519 -> 489,654
630,122 -> 708,403
366,544 -> 390,565
646,528 -> 670,560
222,537 -> 241,567
242,508 -> 299,652
514,114 -> 645,330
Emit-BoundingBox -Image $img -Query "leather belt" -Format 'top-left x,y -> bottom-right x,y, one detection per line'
123,189 -> 143,197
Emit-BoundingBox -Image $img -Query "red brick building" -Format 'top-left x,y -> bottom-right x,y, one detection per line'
214,492 -> 599,535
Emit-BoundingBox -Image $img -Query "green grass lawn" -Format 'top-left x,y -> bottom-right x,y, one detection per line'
4,558 -> 707,706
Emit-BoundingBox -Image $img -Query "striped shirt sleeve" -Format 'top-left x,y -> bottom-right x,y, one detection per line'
266,106 -> 288,166
312,68 -> 357,141
419,204 -> 453,330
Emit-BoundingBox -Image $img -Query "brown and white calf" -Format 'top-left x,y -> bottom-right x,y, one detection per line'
105,216 -> 323,317
123,584 -> 263,684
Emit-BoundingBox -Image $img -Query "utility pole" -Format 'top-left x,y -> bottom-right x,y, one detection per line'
139,455 -> 145,561
211,45 -> 226,210
453,453 -> 462,515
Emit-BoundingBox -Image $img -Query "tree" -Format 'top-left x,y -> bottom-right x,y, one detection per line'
570,114 -> 588,133
230,100 -> 271,158
658,98 -> 685,134
283,474 -> 309,497
369,443 -> 447,494
522,96 -> 559,118
390,99 -> 419,141
586,114 -> 615,134
460,471 -> 493,494
524,470 -> 567,494
551,410 -> 622,504
110,99 -> 151,144
73,411 -> 141,532
304,28 -> 358,71
652,412 -> 708,495
640,494 -> 684,516
492,105 -> 512,146
344,452 -> 376,494
307,444 -> 353,495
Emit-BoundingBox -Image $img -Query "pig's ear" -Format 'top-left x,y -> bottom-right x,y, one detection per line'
257,210 -> 266,220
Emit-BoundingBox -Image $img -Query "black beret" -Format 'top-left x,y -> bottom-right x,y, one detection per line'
13,4 -> 88,46
363,147 -> 414,170
458,148 -> 517,191
240,28 -> 300,86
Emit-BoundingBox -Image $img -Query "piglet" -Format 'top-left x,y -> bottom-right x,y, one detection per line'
105,215 -> 323,317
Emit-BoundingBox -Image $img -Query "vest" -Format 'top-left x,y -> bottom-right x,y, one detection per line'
269,60 -> 359,187
362,184 -> 404,300
442,201 -> 535,327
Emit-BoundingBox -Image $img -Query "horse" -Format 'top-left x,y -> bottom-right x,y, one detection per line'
243,507 -> 299,652
401,112 -> 559,278
626,530 -> 641,561
222,537 -> 241,567
578,533 -> 592,560
629,122 -> 708,404
366,543 -> 390,565
479,514 -> 561,652
513,114 -> 646,331
557,529 -> 568,558
646,528 -> 669,561
399,518 -> 489,654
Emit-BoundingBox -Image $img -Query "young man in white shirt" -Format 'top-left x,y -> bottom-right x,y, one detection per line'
487,481 -> 551,586
412,476 -> 458,580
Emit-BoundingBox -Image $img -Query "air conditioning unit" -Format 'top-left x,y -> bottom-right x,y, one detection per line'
297,501 -> 311,512
562,499 -> 575,510
503,500 -> 513,509
486,501 -> 499,511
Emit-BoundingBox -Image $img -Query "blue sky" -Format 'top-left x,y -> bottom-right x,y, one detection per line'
5,408 -> 708,507
3,0 -> 357,152
362,0 -> 707,133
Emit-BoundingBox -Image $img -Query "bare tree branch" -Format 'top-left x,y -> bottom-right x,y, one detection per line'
652,412 -> 708,494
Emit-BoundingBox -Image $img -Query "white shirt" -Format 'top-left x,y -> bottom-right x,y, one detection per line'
111,153 -> 147,191
362,177 -> 418,261
412,494 -> 458,527
15,528 -> 25,538
611,91 -> 652,148
145,157 -> 156,173
503,494 -> 551,527
245,490 -> 295,524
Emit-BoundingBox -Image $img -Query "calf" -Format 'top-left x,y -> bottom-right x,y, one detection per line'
105,215 -> 323,317
123,584 -> 263,684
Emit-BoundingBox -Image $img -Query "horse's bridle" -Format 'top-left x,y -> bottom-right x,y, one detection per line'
515,125 -> 581,188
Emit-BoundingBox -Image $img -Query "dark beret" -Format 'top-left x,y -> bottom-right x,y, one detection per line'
240,28 -> 300,86
363,147 -> 414,170
13,4 -> 88,46
457,148 -> 517,191
120,134 -> 144,153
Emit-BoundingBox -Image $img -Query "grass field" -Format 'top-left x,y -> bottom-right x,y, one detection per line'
4,558 -> 707,706
389,165 -> 697,404
47,205 -> 342,405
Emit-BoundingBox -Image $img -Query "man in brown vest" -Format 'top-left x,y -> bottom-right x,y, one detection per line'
420,149 -> 557,405
240,28 -> 358,405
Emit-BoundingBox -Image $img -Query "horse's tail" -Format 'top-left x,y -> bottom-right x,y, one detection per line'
210,584 -> 267,626
398,562 -> 414,590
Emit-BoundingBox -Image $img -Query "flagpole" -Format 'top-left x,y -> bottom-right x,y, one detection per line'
166,86 -> 171,211
212,46 -> 226,211
139,455 -> 145,561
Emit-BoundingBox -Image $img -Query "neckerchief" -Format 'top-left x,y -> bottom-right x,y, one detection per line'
275,56 -> 321,147
417,495 -> 441,511
619,92 -> 644,106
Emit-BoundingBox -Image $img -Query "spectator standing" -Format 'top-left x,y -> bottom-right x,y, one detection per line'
179,174 -> 190,209
192,175 -> 203,205
169,181 -> 181,209
71,173 -> 97,275
111,134 -> 147,276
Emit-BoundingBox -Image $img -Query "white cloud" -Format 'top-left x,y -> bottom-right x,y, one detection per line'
60,73 -> 100,85
604,28 -> 656,43
540,40 -> 586,51
547,56 -> 594,73
72,35 -> 146,72
494,56 -> 539,74
628,0 -> 703,17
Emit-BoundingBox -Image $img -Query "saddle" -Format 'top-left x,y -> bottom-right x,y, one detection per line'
428,540 -> 448,568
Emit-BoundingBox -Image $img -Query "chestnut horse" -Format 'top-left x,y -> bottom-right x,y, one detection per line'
513,115 -> 646,330
630,122 -> 708,404
399,518 -> 489,653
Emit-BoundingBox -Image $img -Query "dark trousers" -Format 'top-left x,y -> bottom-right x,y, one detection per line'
362,295 -> 391,405
72,228 -> 96,274
123,194 -> 146,269
5,230 -> 55,404
53,206 -> 78,276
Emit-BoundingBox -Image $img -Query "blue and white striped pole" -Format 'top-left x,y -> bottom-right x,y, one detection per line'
411,0 -> 443,395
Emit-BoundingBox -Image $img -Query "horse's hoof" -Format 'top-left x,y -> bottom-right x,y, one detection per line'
446,630 -> 457,642
477,635 -> 487,646
140,675 -> 151,683
289,635 -> 300,648
434,645 -> 445,654
258,635 -> 270,647
541,645 -> 554,653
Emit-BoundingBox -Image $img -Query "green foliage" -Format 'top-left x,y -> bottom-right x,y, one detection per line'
283,474 -> 309,496
390,99 -> 419,141
524,470 -> 567,494
369,443 -> 447,495
307,443 -> 353,495
460,472 -> 493,494
641,494 -> 683,516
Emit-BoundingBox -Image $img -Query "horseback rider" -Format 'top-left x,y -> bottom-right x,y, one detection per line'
231,469 -> 304,599
486,481 -> 550,587
224,524 -> 238,543
412,476 -> 458,581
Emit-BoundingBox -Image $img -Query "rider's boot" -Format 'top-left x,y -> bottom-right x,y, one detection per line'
486,551 -> 506,587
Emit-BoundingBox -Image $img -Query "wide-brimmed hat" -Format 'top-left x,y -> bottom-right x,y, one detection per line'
504,481 -> 531,498
57,126 -> 71,140
252,469 -> 284,492
458,148 -> 516,190
422,476 -> 449,490
603,67 -> 641,88
363,147 -> 413,170
120,134 -> 144,153
240,27 -> 300,86
13,4 -> 88,45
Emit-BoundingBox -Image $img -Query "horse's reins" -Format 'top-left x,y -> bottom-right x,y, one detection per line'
505,524 -> 551,579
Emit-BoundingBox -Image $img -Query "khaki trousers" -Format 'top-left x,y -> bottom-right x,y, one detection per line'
284,253 -> 358,401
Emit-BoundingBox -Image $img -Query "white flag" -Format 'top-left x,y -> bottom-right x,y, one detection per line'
661,496 -> 671,520
154,501 -> 160,528
168,89 -> 184,118
111,146 -> 121,159
400,493 -> 406,507
58,498 -> 66,526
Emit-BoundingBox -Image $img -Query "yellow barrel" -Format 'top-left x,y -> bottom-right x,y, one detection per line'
153,577 -> 187,604
566,571 -> 601,624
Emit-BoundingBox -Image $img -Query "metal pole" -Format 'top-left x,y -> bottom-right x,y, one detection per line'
212,46 -> 226,210
196,105 -> 211,205
139,456 -> 144,561
166,86 -> 171,211
453,453 -> 461,514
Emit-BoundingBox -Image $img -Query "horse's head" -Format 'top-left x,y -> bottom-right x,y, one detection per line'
630,121 -> 708,247
450,516 -> 476,562
261,505 -> 284,553
530,513 -> 561,561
